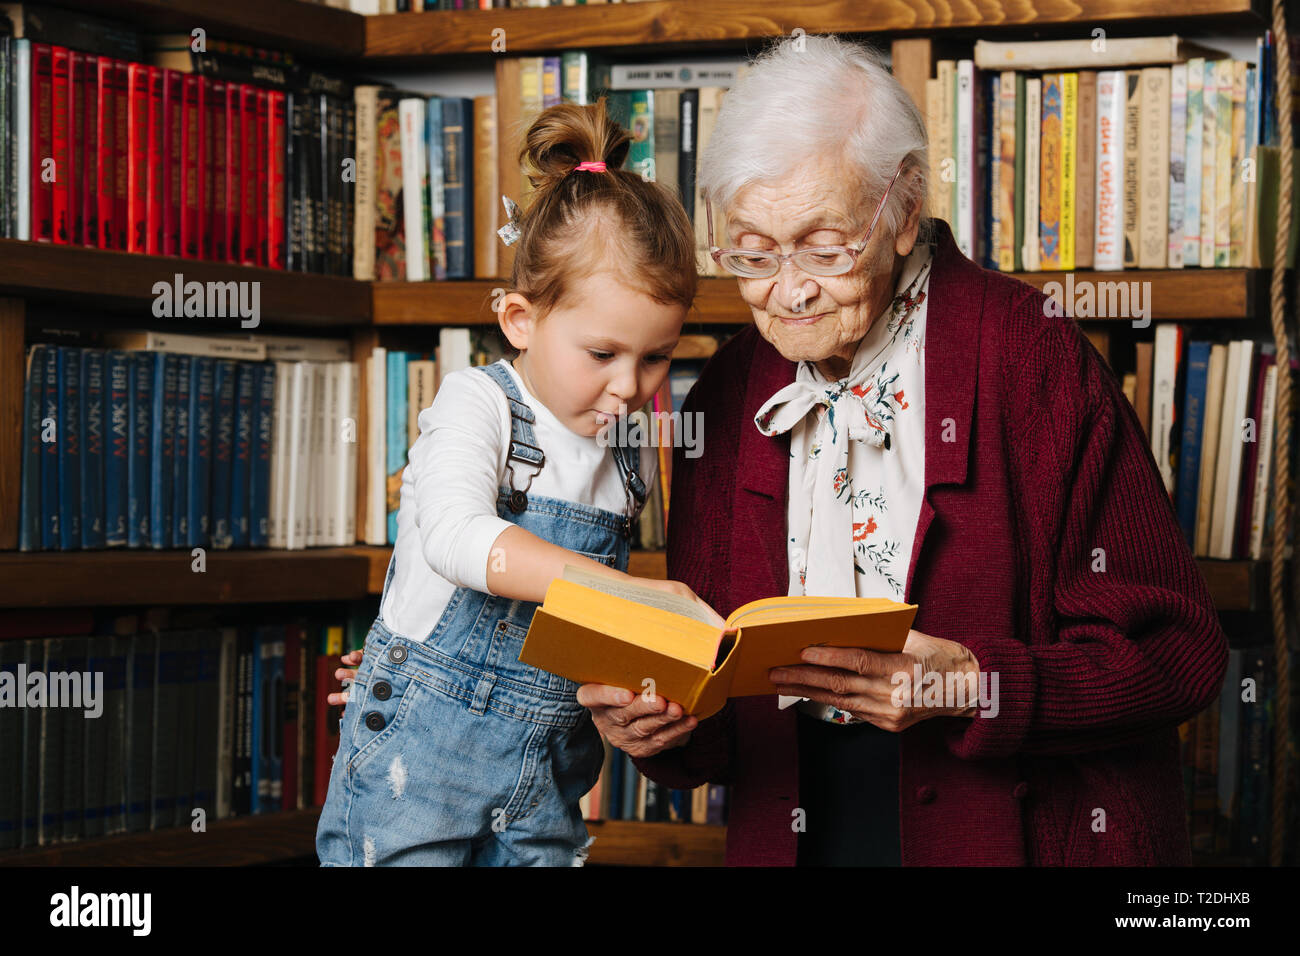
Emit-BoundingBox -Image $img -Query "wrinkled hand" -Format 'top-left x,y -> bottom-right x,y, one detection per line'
768,628 -> 982,732
328,649 -> 364,708
578,684 -> 698,759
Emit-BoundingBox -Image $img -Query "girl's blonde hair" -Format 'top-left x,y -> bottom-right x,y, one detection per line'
508,99 -> 698,317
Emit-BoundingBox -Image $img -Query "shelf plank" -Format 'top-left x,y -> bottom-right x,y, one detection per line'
0,239 -> 371,327
1011,269 -> 1253,320
0,548 -> 374,608
50,0 -> 364,59
0,809 -> 324,866
363,0 -> 1260,58
584,819 -> 725,866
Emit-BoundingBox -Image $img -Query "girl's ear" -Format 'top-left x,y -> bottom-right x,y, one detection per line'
496,293 -> 536,351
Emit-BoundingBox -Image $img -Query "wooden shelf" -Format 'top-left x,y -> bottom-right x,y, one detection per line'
0,808 -> 725,866
362,0 -> 1262,59
51,0 -> 364,59
0,547 -> 375,608
1012,269 -> 1254,320
0,239 -> 371,327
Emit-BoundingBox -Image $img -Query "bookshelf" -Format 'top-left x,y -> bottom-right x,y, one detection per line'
0,0 -> 1290,868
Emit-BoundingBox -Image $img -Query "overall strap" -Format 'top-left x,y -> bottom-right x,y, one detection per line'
474,363 -> 545,513
611,442 -> 649,539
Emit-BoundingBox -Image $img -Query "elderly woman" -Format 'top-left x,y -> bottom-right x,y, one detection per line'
578,35 -> 1227,866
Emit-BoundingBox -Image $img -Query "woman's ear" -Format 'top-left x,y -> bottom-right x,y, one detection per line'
893,171 -> 924,257
496,293 -> 536,351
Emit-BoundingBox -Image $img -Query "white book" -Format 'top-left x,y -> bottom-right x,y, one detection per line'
269,361 -> 293,548
323,362 -> 340,546
366,349 -> 387,546
398,98 -> 428,282
337,362 -> 359,545
1023,78 -> 1042,271
973,35 -> 1227,72
1184,59 -> 1205,266
1093,71 -> 1125,271
255,334 -> 351,363
352,85 -> 382,280
437,329 -> 472,388
308,363 -> 328,547
1248,361 -> 1279,559
954,61 -> 975,259
100,330 -> 266,360
284,363 -> 308,550
15,39 -> 30,241
1199,60 -> 1217,269
1210,340 -> 1255,559
609,62 -> 745,89
1168,63 -> 1187,268
1151,324 -> 1182,495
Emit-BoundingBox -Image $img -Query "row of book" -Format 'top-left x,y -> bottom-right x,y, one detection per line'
1121,332 -> 1295,561
583,739 -> 726,824
0,605 -> 365,850
1178,645 -> 1280,860
929,35 -> 1288,273
0,7 -> 358,274
17,332 -> 362,552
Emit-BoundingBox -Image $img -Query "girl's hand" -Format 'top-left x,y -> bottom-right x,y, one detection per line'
328,649 -> 364,708
628,577 -> 727,630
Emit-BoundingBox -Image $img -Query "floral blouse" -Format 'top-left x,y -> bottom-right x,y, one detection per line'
754,241 -> 934,723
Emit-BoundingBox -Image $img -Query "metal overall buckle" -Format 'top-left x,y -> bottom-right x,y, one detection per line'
504,438 -> 545,513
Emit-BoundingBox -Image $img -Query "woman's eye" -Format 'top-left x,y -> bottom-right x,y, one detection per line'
588,350 -> 614,361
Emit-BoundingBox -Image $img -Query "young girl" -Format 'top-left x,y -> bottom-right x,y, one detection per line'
316,100 -> 721,867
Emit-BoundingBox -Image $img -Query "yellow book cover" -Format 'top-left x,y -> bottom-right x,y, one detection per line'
998,70 -> 1017,271
1039,73 -> 1064,269
936,60 -> 957,228
519,566 -> 918,718
1060,72 -> 1077,270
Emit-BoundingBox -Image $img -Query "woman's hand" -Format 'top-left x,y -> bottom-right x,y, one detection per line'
577,684 -> 698,759
327,649 -> 364,708
627,577 -> 728,630
768,628 -> 983,731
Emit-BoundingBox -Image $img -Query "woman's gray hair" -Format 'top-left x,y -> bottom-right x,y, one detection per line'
698,34 -> 930,245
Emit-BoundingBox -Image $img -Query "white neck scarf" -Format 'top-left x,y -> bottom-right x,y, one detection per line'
755,243 -> 933,720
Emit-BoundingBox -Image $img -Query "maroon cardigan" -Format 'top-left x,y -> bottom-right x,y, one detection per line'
632,220 -> 1228,865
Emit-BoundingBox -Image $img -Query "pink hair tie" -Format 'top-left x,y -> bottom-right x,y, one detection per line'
574,161 -> 607,172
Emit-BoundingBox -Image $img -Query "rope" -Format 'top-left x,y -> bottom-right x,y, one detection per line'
1268,0 -> 1293,868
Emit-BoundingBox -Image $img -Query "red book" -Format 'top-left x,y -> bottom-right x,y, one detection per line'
206,77 -> 227,261
146,66 -> 163,255
179,74 -> 203,259
50,46 -> 70,243
93,57 -> 114,249
125,63 -> 149,253
252,88 -> 268,267
282,623 -> 301,812
225,81 -> 242,263
70,52 -> 87,245
163,69 -> 181,256
29,43 -> 53,242
111,58 -> 129,250
312,653 -> 344,807
266,90 -> 287,270
234,84 -> 254,265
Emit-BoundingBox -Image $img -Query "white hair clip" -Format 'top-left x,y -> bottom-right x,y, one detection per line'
497,195 -> 522,246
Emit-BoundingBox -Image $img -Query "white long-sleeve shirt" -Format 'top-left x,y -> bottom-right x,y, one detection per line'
380,358 -> 646,642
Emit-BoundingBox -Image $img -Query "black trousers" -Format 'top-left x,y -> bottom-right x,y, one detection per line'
795,711 -> 902,866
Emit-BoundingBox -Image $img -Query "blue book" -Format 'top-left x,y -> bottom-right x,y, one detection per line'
41,346 -> 60,549
125,631 -> 156,832
188,357 -> 215,548
621,749 -> 638,821
171,354 -> 191,548
104,352 -> 129,547
249,363 -> 275,547
426,96 -> 446,280
606,749 -> 624,821
210,359 -> 237,549
127,353 -> 153,549
80,350 -> 105,549
386,351 -> 408,544
57,347 -> 82,549
230,363 -> 255,548
19,345 -> 46,551
268,635 -> 285,808
440,97 -> 474,279
1176,341 -> 1212,546
1244,67 -> 1260,159
149,353 -> 178,550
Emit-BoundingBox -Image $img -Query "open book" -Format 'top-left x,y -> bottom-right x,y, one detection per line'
518,566 -> 918,719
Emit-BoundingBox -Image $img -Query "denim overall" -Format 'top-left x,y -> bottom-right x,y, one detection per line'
317,362 -> 647,866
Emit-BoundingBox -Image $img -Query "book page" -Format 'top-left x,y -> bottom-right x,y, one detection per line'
560,565 -> 717,627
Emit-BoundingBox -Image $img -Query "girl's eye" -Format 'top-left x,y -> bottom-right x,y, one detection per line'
587,350 -> 614,361
644,354 -> 670,365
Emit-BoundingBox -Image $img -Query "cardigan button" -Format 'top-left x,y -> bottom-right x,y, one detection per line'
1012,782 -> 1029,800
915,784 -> 936,804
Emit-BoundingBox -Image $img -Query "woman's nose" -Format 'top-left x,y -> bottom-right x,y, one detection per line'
772,262 -> 822,314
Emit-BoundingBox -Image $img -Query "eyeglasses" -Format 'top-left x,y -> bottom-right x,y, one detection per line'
705,162 -> 906,279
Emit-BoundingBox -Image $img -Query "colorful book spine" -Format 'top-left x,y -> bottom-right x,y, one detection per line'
426,96 -> 447,280
1040,74 -> 1066,269
163,69 -> 181,256
146,66 -> 164,255
1012,72 -> 1026,271
30,43 -> 53,243
1074,71 -> 1096,269
80,349 -> 106,549
997,72 -> 1016,271
1093,71 -> 1125,271
1060,72 -> 1077,270
1200,59 -> 1217,268
1023,77 -> 1041,271
1184,58 -> 1204,266
267,90 -> 287,269
1214,58 -> 1232,266
386,351 -> 408,545
125,63 -> 149,253
1229,60 -> 1247,267
1168,63 -> 1187,268
988,75 -> 1001,270
1122,71 -> 1141,268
